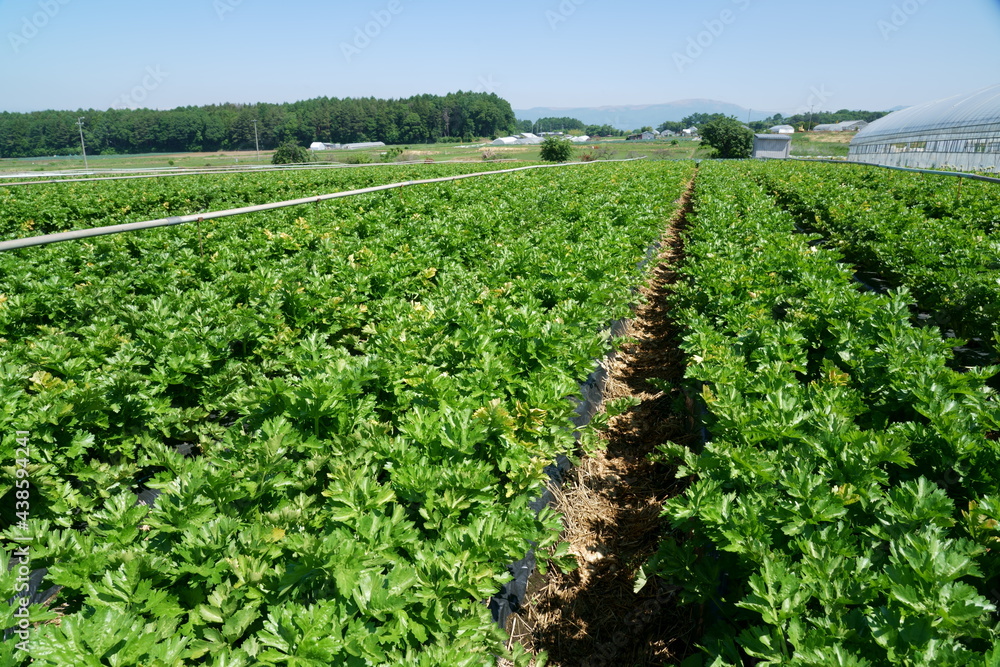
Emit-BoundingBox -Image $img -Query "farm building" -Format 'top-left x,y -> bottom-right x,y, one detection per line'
849,84 -> 1000,172
681,127 -> 699,137
627,131 -> 657,141
770,125 -> 795,134
753,134 -> 792,159
568,135 -> 591,143
311,141 -> 385,150
490,133 -> 544,146
343,142 -> 385,150
814,120 -> 868,132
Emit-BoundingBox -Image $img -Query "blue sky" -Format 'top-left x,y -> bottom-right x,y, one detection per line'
1,0 -> 998,115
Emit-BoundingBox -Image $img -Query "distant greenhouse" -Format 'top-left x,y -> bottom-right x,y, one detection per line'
490,133 -> 544,146
849,84 -> 1000,171
814,120 -> 868,132
308,141 -> 386,151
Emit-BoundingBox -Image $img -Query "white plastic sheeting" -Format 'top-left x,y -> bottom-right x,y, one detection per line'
849,84 -> 1000,171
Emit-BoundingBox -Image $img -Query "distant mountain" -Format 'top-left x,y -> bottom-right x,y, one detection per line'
514,99 -> 781,130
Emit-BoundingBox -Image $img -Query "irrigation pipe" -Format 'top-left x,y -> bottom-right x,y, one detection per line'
0,158 -> 510,188
787,157 -> 1000,184
0,158 -> 646,253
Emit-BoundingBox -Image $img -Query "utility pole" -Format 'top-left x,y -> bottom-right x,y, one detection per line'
808,105 -> 814,132
252,120 -> 261,162
77,117 -> 88,169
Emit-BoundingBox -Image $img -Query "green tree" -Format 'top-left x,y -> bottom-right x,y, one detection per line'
271,141 -> 311,164
700,117 -> 754,159
539,136 -> 573,162
585,124 -> 623,137
533,116 -> 585,133
657,121 -> 684,134
681,112 -> 727,127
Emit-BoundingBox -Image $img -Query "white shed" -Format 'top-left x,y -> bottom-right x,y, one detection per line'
753,134 -> 792,159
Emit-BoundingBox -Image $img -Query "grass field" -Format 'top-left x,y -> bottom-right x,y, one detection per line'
0,132 -> 851,176
0,138 -> 716,175
789,130 -> 854,157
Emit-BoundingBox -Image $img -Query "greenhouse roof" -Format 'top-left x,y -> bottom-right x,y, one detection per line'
852,83 -> 1000,144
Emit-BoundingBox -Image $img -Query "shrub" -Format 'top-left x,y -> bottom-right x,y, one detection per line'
342,152 -> 374,165
271,142 -> 312,165
379,146 -> 404,162
539,136 -> 573,163
481,148 -> 499,161
699,117 -> 754,159
592,145 -> 616,161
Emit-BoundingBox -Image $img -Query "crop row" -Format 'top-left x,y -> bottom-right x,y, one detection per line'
0,162 -> 512,241
0,161 -> 695,665
646,161 -> 1000,665
743,161 -> 1000,351
782,162 -> 1000,236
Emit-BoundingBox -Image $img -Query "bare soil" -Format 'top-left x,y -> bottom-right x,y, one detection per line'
502,181 -> 702,666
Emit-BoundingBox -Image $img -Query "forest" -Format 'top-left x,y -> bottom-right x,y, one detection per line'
0,91 -> 518,158
656,110 -> 891,134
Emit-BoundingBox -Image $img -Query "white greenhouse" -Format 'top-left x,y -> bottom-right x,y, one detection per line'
490,133 -> 544,146
849,84 -> 1000,171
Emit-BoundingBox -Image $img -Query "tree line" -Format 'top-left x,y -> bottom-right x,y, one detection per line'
758,109 -> 890,131
514,117 -> 626,137
0,92 -> 518,158
658,110 -> 892,134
